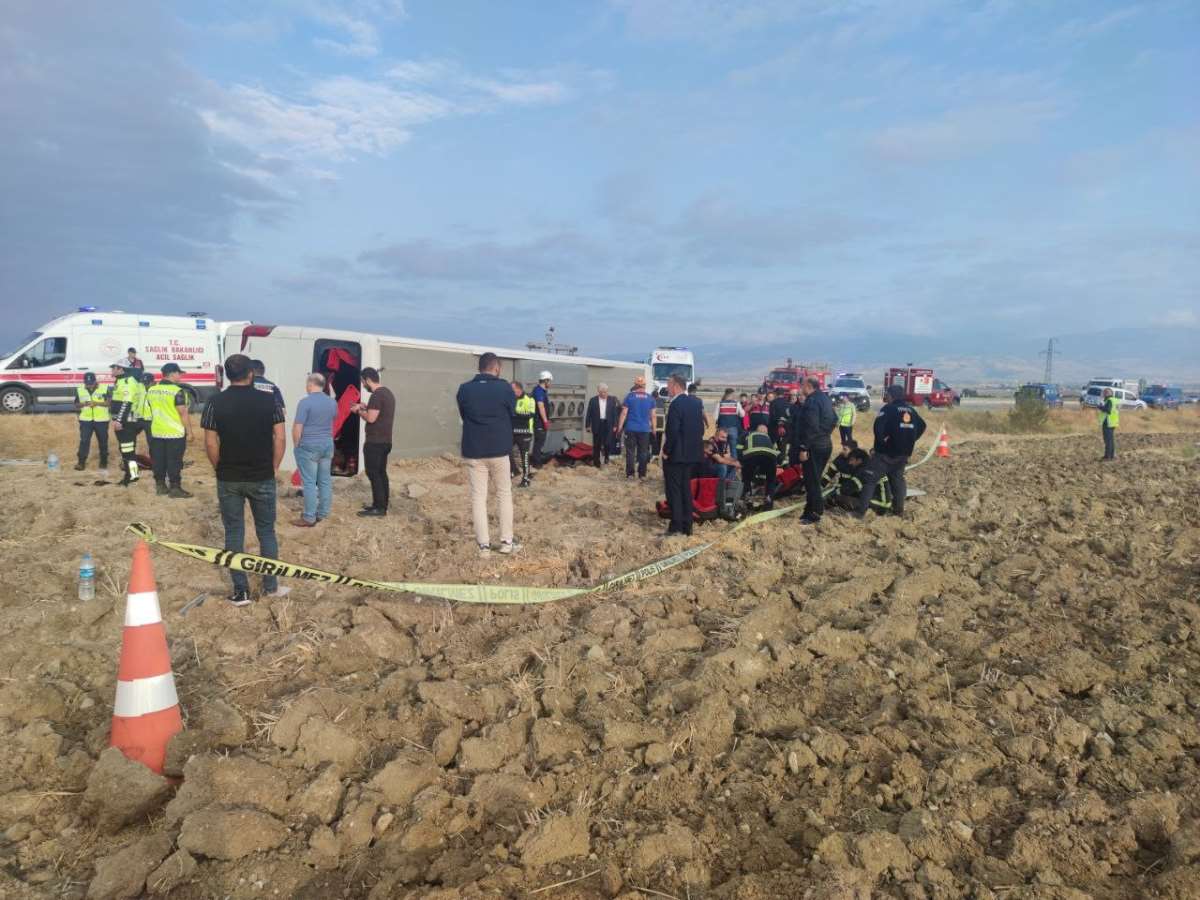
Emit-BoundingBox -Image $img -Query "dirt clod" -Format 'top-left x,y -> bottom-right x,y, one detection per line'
83,747 -> 172,833
178,808 -> 288,860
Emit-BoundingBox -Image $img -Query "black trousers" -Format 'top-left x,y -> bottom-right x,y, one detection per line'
151,437 -> 186,488
77,421 -> 109,466
364,442 -> 391,510
115,423 -> 141,480
663,461 -> 696,534
839,425 -> 853,445
625,431 -> 651,477
532,426 -> 549,467
591,424 -> 612,466
741,455 -> 777,498
511,434 -> 532,481
1102,424 -> 1116,459
802,442 -> 832,519
856,452 -> 909,516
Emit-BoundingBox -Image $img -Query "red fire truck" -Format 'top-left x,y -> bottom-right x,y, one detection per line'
883,366 -> 960,408
761,359 -> 832,394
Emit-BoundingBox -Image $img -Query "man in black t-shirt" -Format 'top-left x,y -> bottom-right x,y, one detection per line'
202,353 -> 288,607
351,367 -> 395,516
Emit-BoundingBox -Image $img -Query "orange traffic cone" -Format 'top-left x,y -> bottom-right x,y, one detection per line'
936,427 -> 951,458
109,541 -> 183,774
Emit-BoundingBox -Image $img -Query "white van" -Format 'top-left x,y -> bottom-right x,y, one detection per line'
1081,385 -> 1145,410
0,308 -> 230,413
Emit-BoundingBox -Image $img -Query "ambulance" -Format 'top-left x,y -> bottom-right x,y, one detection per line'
0,308 -> 231,413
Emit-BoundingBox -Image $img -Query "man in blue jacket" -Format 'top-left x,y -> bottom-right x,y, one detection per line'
853,384 -> 927,519
661,374 -> 706,537
456,353 -> 519,557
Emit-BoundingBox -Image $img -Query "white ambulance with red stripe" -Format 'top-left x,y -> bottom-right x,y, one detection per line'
0,308 -> 230,413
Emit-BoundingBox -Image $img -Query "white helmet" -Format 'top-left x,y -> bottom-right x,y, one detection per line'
539,370 -> 553,382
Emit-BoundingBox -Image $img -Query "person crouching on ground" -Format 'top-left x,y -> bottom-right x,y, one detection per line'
740,424 -> 780,509
510,381 -> 535,487
292,373 -> 338,527
352,368 -> 395,517
457,352 -> 520,557
201,353 -> 289,607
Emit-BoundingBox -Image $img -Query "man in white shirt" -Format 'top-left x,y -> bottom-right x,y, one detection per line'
585,383 -> 617,467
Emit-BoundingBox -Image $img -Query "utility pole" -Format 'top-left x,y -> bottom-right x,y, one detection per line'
1040,338 -> 1057,384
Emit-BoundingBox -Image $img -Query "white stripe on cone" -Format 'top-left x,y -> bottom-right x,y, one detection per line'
114,673 -> 179,717
124,591 -> 163,627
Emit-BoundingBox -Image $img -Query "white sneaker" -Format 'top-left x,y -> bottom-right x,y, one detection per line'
498,540 -> 521,555
265,586 -> 292,599
478,543 -> 492,558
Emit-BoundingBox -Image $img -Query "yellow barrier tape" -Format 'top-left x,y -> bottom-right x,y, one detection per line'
126,510 -> 780,606
126,434 -> 941,607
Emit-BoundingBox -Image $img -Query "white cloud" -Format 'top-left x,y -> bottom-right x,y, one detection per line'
202,63 -> 569,163
1153,308 -> 1199,328
1055,4 -> 1143,43
867,98 -> 1061,163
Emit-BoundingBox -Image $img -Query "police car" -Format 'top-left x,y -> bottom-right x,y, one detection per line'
830,372 -> 872,412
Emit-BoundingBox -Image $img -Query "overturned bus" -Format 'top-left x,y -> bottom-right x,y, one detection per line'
230,323 -> 650,475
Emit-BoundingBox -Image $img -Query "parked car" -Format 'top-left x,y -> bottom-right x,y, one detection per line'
1015,383 -> 1063,408
1082,386 -> 1145,410
830,373 -> 872,411
1141,385 -> 1184,410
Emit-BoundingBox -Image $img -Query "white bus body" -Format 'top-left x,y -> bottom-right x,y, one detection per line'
230,323 -> 651,474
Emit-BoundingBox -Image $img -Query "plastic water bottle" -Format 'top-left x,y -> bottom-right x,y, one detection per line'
78,552 -> 96,602
47,451 -> 60,472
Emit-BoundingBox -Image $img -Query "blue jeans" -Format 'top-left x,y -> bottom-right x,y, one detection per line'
724,425 -> 739,459
217,479 -> 279,594
294,442 -> 334,522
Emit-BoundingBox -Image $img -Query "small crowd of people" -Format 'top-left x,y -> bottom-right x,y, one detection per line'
73,348 -> 931,605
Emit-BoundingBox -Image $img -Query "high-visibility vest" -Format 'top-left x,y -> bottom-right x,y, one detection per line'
837,403 -> 855,427
741,431 -> 779,458
76,384 -> 111,422
1100,397 -> 1119,428
137,382 -> 153,421
111,375 -> 139,404
147,382 -> 186,438
514,395 -> 536,434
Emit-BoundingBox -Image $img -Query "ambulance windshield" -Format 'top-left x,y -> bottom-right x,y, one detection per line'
2,332 -> 41,360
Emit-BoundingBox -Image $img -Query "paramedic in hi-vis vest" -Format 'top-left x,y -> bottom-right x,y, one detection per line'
74,372 -> 110,471
146,363 -> 194,498
836,395 -> 856,445
1100,388 -> 1119,461
510,381 -> 535,488
109,361 -> 145,485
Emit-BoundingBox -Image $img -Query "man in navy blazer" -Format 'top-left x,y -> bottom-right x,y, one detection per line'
661,374 -> 705,536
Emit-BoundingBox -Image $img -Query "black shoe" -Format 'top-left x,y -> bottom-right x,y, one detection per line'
156,482 -> 169,496
228,590 -> 252,608
518,479 -> 531,488
74,462 -> 86,471
800,515 -> 820,525
168,487 -> 193,499
357,507 -> 386,517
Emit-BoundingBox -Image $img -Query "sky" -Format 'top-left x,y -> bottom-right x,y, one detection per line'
2,0 -> 1197,381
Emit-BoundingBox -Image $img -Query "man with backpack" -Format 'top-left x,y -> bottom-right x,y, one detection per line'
791,376 -> 837,525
